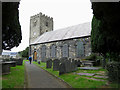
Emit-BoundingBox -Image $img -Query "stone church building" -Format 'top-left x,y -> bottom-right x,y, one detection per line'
29,12 -> 91,62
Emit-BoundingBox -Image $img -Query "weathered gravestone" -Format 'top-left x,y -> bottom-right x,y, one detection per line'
38,61 -> 40,64
60,57 -> 67,63
59,62 -> 66,75
71,59 -> 77,71
53,59 -> 60,71
46,59 -> 52,68
65,59 -> 71,73
2,62 -> 11,75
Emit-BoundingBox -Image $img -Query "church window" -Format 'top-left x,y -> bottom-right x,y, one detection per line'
62,44 -> 69,57
46,22 -> 48,27
76,41 -> 84,58
50,44 -> 56,58
41,45 -> 46,60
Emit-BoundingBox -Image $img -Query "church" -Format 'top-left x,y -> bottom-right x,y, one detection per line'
29,12 -> 91,62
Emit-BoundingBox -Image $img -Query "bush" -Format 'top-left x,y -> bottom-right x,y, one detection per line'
106,61 -> 120,83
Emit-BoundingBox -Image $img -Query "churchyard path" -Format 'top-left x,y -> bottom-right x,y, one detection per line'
25,61 -> 70,88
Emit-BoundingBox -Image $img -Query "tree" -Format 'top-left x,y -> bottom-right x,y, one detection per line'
2,2 -> 22,50
19,47 -> 29,59
91,2 -> 120,61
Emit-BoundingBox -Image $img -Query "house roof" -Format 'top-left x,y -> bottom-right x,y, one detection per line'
30,22 -> 91,45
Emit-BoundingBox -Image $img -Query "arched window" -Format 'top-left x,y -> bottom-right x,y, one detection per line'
41,45 -> 46,61
51,44 -> 56,58
62,44 -> 69,57
76,41 -> 84,58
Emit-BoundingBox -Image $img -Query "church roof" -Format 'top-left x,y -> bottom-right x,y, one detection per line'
30,22 -> 91,45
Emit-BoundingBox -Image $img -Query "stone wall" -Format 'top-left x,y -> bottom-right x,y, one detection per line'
30,36 -> 91,61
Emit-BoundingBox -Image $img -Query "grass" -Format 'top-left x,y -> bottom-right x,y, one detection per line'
2,60 -> 26,88
33,61 -> 109,88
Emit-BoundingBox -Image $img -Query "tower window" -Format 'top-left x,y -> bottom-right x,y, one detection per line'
46,22 -> 48,27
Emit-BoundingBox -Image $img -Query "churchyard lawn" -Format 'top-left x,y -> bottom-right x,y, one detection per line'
2,60 -> 26,88
33,61 -> 119,88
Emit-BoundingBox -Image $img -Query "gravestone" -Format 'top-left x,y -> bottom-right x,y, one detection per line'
46,59 -> 52,68
16,58 -> 23,65
2,62 -> 11,75
60,57 -> 67,64
59,63 -> 66,75
71,59 -> 77,72
53,59 -> 60,71
77,60 -> 81,67
38,61 -> 40,64
64,60 -> 71,73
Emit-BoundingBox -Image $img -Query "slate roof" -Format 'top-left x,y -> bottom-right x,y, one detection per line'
30,22 -> 91,45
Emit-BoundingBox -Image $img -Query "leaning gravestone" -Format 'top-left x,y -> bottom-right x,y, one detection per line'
46,59 -> 52,68
53,59 -> 60,71
59,62 -> 66,75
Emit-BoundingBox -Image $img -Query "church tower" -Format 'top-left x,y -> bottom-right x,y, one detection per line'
29,12 -> 53,44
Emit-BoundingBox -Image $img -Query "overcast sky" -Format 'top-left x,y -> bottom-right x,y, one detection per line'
4,0 -> 93,52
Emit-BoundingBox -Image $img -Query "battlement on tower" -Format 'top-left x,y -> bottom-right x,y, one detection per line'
30,12 -> 53,20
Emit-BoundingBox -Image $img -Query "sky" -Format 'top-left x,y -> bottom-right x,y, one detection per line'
4,0 -> 93,52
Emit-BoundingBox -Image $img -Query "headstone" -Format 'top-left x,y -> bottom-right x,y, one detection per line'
53,59 -> 60,71
71,59 -> 77,72
77,60 -> 82,67
59,63 -> 66,75
38,61 -> 40,64
60,57 -> 67,63
64,60 -> 71,73
16,58 -> 23,65
46,59 -> 52,68
2,62 -> 11,75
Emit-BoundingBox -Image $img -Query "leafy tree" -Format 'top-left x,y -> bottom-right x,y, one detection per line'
91,2 -> 120,61
19,47 -> 29,59
2,2 -> 22,50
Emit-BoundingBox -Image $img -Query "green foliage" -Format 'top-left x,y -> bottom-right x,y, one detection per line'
2,2 -> 22,50
19,47 -> 29,59
106,61 -> 120,83
91,3 -> 120,59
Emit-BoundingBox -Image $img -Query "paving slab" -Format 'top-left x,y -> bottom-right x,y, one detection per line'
25,61 -> 71,88
79,67 -> 101,70
77,73 -> 95,76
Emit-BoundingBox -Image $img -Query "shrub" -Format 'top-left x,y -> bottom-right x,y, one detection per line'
106,61 -> 120,83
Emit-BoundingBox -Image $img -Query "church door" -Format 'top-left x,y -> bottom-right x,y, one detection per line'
41,45 -> 46,61
33,51 -> 37,61
76,41 -> 84,58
